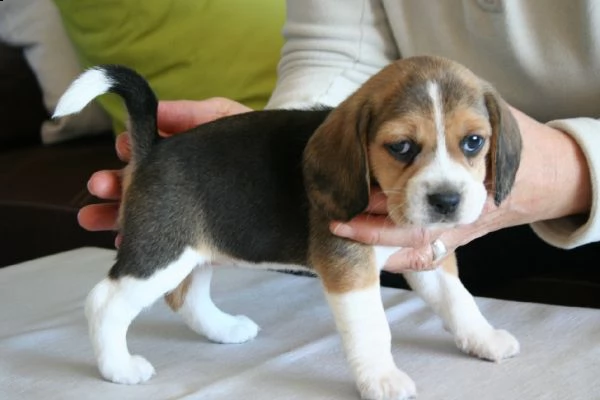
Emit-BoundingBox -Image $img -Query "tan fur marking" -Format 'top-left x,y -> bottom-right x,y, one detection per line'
164,272 -> 193,311
313,247 -> 379,294
441,252 -> 459,277
163,242 -> 216,311
308,211 -> 379,294
117,163 -> 135,229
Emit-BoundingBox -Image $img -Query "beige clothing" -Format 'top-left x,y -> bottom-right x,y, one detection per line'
267,0 -> 600,249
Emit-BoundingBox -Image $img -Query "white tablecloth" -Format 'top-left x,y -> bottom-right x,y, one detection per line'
1,248 -> 598,400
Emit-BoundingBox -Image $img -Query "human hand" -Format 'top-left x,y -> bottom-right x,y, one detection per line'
330,187 -> 501,272
79,98 -> 252,246
331,106 -> 592,272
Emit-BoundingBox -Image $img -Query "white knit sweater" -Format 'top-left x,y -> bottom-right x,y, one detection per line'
267,0 -> 600,249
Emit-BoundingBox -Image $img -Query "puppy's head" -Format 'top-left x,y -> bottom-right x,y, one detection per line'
303,55 -> 522,227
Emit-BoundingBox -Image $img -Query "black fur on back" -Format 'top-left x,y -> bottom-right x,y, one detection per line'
109,108 -> 332,279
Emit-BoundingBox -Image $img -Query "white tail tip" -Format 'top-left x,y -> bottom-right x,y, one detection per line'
53,67 -> 113,118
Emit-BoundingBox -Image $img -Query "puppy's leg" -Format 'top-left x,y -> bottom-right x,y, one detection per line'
86,247 -> 204,384
165,265 -> 259,344
403,253 -> 519,362
314,241 -> 416,400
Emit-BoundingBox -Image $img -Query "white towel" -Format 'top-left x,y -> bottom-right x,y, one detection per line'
1,248 -> 598,400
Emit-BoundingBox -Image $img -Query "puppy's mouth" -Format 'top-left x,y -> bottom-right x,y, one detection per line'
387,207 -> 455,229
420,219 -> 462,230
405,215 -> 461,229
387,202 -> 469,229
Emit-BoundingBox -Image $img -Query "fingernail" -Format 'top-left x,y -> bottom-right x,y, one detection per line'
332,223 -> 354,238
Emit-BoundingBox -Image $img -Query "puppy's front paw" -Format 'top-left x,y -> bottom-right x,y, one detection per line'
357,367 -> 417,400
99,355 -> 156,385
456,328 -> 520,362
205,314 -> 259,344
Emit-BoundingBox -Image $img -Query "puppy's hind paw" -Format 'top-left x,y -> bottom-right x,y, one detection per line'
357,367 -> 417,400
205,314 -> 260,344
99,355 -> 156,385
456,328 -> 520,362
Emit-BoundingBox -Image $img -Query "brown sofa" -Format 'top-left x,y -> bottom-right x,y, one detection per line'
0,42 -> 123,267
1,41 -> 598,309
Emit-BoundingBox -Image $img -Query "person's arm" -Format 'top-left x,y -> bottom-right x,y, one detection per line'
266,0 -> 399,109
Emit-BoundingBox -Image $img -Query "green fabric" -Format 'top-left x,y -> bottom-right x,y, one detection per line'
53,0 -> 284,134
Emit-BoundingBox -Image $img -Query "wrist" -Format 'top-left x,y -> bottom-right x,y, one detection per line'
493,109 -> 592,228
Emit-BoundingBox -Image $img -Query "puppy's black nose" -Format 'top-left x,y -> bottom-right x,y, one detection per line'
427,192 -> 461,215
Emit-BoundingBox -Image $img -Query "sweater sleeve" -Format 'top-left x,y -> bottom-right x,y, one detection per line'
530,118 -> 600,248
265,0 -> 399,110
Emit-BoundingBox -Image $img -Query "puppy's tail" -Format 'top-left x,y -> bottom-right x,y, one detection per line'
53,65 -> 158,162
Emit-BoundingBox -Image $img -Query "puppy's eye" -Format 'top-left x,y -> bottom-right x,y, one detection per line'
385,140 -> 420,163
460,134 -> 485,156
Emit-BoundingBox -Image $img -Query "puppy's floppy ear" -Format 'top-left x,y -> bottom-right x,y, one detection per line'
484,88 -> 522,205
303,101 -> 371,221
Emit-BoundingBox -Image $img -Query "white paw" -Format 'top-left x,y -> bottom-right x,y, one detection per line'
357,367 -> 417,400
456,328 -> 520,362
205,314 -> 260,344
99,355 -> 156,385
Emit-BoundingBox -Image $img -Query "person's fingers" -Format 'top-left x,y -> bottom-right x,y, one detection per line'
383,245 -> 437,272
157,98 -> 252,135
87,170 -> 122,200
115,133 -> 131,162
115,233 -> 123,248
330,214 -> 436,247
78,203 -> 120,231
381,220 -> 491,272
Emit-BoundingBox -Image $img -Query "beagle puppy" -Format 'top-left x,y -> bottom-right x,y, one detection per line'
54,55 -> 522,400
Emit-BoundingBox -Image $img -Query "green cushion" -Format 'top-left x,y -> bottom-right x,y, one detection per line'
53,0 -> 284,134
